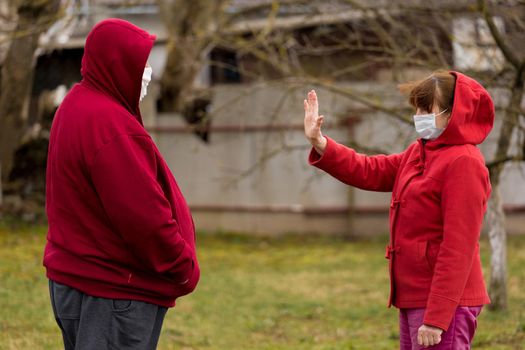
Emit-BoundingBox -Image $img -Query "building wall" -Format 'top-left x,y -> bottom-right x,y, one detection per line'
149,83 -> 525,236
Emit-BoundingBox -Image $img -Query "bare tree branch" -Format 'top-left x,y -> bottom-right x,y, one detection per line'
478,0 -> 523,69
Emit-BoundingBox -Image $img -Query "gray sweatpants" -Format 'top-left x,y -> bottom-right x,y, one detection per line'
48,279 -> 168,350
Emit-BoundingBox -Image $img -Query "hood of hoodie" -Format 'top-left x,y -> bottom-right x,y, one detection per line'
80,18 -> 156,124
428,71 -> 495,147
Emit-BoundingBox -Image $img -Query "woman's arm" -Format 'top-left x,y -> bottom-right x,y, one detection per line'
304,90 -> 403,192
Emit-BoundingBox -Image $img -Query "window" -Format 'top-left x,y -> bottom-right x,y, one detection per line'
210,49 -> 242,84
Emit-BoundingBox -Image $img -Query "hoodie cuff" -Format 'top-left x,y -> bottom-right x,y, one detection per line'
174,255 -> 200,296
182,259 -> 200,295
423,293 -> 460,331
308,136 -> 337,169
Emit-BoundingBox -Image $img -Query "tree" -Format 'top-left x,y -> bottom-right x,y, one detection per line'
157,0 -> 229,140
0,0 -> 62,188
478,0 -> 525,310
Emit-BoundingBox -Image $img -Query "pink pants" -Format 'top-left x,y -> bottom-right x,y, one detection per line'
399,306 -> 483,350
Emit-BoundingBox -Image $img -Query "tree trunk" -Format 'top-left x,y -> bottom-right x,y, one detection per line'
157,0 -> 226,113
486,65 -> 524,310
0,0 -> 61,184
486,182 -> 507,310
0,165 -> 3,208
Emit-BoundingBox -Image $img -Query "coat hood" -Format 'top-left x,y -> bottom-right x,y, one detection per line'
429,71 -> 495,147
80,18 -> 156,124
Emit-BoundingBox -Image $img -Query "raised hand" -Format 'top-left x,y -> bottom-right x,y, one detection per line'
303,90 -> 327,155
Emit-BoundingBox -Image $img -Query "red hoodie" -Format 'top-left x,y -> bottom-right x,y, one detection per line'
44,18 -> 199,307
309,71 -> 494,331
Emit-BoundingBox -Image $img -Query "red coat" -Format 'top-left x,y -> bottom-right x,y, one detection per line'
44,19 -> 199,307
309,72 -> 494,331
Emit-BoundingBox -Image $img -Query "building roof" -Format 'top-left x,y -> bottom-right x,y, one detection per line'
22,0 -> 508,51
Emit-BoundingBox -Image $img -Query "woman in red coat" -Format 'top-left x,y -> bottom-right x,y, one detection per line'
304,71 -> 494,349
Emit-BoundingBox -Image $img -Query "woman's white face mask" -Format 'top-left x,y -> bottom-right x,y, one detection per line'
140,66 -> 152,102
413,109 -> 448,140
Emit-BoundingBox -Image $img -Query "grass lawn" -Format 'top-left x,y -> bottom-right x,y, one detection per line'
0,223 -> 524,350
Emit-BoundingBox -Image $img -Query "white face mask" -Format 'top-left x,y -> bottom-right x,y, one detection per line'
140,66 -> 152,102
413,109 -> 448,140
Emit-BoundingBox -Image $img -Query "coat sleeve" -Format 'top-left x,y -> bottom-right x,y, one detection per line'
90,133 -> 194,284
309,136 -> 404,192
423,155 -> 490,331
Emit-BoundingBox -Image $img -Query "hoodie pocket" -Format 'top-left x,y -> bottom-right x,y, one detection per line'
424,240 -> 440,272
416,241 -> 431,272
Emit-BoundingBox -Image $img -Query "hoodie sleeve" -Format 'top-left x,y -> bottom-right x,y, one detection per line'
423,155 -> 490,330
90,133 -> 194,284
309,136 -> 403,192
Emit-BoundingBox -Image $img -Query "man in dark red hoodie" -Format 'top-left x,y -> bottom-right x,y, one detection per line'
44,18 -> 199,349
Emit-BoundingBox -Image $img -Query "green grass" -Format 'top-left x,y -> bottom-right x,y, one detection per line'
0,224 -> 524,350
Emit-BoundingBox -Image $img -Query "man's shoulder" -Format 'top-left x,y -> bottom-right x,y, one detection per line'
56,84 -> 148,155
70,84 -> 130,116
64,84 -> 145,134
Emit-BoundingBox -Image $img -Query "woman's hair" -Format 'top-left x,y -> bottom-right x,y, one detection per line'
399,70 -> 456,113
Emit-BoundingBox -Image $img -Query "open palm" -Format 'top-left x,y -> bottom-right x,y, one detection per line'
303,90 -> 324,141
303,90 -> 327,154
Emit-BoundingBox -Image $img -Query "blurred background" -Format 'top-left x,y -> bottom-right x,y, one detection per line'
0,0 -> 524,349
